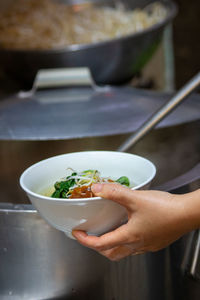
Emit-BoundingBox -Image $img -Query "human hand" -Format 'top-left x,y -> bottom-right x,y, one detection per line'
73,183 -> 199,261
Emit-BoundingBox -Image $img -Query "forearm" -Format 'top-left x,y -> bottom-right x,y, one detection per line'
181,189 -> 200,231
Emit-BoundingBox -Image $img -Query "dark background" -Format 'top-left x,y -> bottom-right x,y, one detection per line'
173,0 -> 200,88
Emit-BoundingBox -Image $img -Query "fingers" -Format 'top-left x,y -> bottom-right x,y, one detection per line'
72,224 -> 130,251
99,245 -> 146,261
91,183 -> 138,210
72,229 -> 136,261
99,245 -> 133,261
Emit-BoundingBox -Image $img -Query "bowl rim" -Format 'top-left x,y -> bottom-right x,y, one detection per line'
0,0 -> 177,53
19,150 -> 156,203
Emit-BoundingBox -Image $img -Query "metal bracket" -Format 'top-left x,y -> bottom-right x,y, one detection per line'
18,67 -> 106,98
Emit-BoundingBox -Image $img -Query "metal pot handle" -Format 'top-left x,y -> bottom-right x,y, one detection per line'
33,67 -> 95,88
18,67 -> 99,98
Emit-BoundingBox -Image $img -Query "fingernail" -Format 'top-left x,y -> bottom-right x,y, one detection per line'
72,230 -> 77,239
91,183 -> 103,194
72,230 -> 83,239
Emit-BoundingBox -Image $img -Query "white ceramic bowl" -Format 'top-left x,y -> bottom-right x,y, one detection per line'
20,151 -> 156,239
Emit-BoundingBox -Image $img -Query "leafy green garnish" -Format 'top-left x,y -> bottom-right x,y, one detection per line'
51,189 -> 62,198
51,173 -> 77,198
115,176 -> 130,187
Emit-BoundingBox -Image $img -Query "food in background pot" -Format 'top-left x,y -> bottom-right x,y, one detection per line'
0,0 -> 167,50
49,168 -> 130,199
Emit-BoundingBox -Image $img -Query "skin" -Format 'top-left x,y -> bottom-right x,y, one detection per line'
73,183 -> 200,261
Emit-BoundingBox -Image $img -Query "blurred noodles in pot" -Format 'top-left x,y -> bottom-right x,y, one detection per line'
0,0 -> 168,50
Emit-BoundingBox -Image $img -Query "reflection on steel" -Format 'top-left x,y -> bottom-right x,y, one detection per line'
118,72 -> 200,152
190,230 -> 200,279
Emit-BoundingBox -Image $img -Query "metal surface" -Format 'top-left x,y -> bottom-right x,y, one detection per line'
0,0 -> 177,86
0,203 -> 170,300
0,87 -> 200,140
118,72 -> 200,151
0,208 -> 108,300
190,230 -> 200,279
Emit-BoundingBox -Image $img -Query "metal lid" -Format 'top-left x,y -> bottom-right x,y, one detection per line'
0,68 -> 199,141
0,86 -> 199,141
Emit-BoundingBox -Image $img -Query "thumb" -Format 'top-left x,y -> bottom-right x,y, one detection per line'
91,183 -> 137,210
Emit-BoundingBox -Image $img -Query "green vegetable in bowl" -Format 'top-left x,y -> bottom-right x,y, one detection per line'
115,176 -> 130,187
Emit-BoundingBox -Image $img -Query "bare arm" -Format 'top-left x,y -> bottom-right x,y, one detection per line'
73,183 -> 200,261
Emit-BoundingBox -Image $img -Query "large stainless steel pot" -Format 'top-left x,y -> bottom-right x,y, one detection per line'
0,204 -> 109,300
0,202 -> 171,300
0,0 -> 177,86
